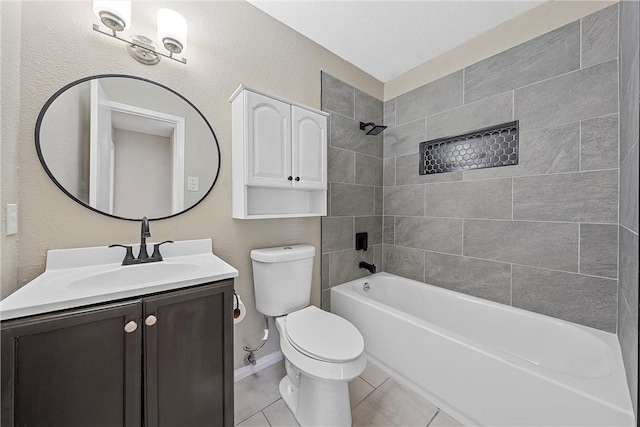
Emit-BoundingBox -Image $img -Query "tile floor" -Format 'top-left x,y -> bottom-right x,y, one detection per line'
234,360 -> 463,427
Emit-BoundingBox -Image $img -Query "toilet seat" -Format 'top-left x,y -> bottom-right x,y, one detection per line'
285,306 -> 364,363
275,316 -> 366,382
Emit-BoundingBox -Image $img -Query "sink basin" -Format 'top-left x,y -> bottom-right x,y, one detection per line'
68,262 -> 201,290
0,239 -> 239,321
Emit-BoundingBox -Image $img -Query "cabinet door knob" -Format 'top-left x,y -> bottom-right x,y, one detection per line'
287,176 -> 293,181
295,177 -> 300,181
145,315 -> 157,326
124,320 -> 138,333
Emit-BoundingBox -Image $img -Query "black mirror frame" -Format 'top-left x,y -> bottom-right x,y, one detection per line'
35,74 -> 221,222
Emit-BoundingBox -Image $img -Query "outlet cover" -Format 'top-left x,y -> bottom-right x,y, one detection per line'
6,204 -> 17,235
187,176 -> 199,192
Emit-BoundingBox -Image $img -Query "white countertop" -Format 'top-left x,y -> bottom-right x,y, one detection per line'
0,239 -> 239,321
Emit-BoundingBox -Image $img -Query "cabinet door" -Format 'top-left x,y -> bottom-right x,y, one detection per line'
292,106 -> 327,190
1,301 -> 142,427
143,280 -> 234,427
246,90 -> 292,187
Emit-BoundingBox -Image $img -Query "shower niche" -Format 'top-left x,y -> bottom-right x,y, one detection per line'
419,121 -> 519,175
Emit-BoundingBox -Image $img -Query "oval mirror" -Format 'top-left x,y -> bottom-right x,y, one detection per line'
36,74 -> 220,221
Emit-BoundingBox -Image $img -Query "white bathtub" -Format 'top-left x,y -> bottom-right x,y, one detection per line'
331,272 -> 634,426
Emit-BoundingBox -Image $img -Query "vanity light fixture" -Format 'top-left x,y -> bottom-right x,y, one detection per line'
92,1 -> 188,65
157,8 -> 188,56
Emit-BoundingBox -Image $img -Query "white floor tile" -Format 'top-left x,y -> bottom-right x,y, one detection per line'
236,411 -> 271,427
263,399 -> 300,427
352,378 -> 438,427
234,359 -> 458,427
352,398 -> 399,427
428,411 -> 463,427
349,376 -> 375,409
235,361 -> 285,425
359,361 -> 390,388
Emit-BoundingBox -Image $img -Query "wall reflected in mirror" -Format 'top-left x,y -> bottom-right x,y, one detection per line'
36,75 -> 220,220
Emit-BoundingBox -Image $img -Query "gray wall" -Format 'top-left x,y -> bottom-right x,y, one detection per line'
617,0 -> 639,416
380,5 -> 621,333
320,72 -> 383,310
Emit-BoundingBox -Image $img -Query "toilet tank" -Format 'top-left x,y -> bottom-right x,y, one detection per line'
250,245 -> 315,317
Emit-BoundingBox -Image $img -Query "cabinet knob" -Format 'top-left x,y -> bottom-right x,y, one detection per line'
287,176 -> 293,181
295,177 -> 300,181
145,315 -> 157,326
124,320 -> 138,333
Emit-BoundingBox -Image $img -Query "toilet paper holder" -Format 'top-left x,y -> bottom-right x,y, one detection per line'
233,291 -> 269,366
233,292 -> 241,318
233,291 -> 247,324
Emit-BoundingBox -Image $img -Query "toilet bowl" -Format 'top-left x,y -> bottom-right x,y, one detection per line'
250,245 -> 366,426
276,307 -> 366,426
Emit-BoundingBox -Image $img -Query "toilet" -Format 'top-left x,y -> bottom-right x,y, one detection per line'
251,245 -> 366,427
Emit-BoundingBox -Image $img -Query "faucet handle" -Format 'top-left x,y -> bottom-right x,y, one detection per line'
109,244 -> 135,264
151,240 -> 174,261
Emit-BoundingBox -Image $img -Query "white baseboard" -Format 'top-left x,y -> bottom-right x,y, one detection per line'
234,350 -> 284,383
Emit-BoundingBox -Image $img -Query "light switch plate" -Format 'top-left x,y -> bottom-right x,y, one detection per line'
187,176 -> 199,192
6,204 -> 17,235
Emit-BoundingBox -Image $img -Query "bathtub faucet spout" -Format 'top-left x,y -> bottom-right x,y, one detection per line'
359,261 -> 376,274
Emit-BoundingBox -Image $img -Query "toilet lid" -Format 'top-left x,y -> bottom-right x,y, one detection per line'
285,306 -> 364,362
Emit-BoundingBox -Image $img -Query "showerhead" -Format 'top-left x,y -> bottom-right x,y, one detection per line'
360,121 -> 387,136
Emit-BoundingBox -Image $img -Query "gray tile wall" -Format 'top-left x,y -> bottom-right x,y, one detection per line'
322,13 -> 638,410
617,0 -> 640,417
321,72 -> 383,308
382,5 -> 621,332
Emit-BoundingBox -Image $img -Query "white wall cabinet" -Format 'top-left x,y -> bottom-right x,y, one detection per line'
230,85 -> 328,219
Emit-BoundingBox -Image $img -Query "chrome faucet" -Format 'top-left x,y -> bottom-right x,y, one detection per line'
109,216 -> 174,265
359,261 -> 376,274
139,216 -> 151,260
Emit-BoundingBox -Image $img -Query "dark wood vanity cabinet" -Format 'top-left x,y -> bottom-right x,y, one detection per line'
143,280 -> 234,427
1,300 -> 142,427
1,279 -> 234,427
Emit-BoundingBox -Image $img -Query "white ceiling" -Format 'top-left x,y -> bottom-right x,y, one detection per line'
247,0 -> 544,82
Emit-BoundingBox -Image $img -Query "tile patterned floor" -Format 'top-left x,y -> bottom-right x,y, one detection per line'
234,360 -> 463,427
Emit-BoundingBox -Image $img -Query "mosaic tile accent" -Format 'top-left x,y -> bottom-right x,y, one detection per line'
420,121 -> 518,175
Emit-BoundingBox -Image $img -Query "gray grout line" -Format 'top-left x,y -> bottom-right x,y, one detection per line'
580,18 -> 583,69
520,58 -> 617,95
518,110 -> 620,134
390,244 -> 618,281
426,410 -> 440,427
462,68 -> 466,105
511,178 -> 514,221
578,223 -> 582,274
579,120 -> 583,171
352,86 -> 355,120
615,1 -> 622,335
510,264 -> 514,306
376,214 -> 614,226
423,167 -> 620,185
261,410 -> 273,427
423,250 -> 427,282
615,3 -> 622,337
461,219 -> 464,256
394,156 -> 397,186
